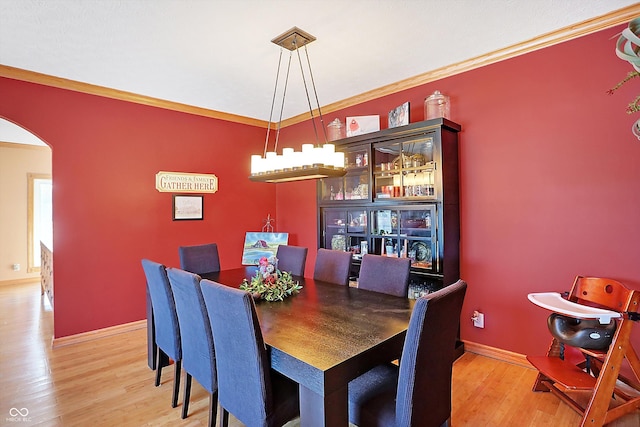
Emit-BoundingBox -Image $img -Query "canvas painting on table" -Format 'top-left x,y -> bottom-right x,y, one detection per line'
242,232 -> 289,265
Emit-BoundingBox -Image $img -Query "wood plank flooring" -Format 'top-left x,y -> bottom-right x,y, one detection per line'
1,281 -> 639,426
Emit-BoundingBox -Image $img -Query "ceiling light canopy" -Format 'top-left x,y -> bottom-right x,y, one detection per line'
249,27 -> 346,183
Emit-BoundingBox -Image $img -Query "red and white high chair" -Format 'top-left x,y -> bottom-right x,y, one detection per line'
527,276 -> 640,426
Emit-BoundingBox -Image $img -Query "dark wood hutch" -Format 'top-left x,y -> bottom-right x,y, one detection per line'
317,117 -> 461,296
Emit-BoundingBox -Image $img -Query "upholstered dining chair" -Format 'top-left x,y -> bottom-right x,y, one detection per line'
141,259 -> 182,408
348,279 -> 468,427
358,254 -> 411,297
313,248 -> 352,286
178,243 -> 221,275
276,245 -> 308,277
166,268 -> 218,427
200,280 -> 300,427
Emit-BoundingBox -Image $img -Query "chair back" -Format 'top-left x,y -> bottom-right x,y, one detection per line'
569,276 -> 640,314
313,248 -> 352,286
141,259 -> 181,362
200,280 -> 272,425
166,267 -> 217,393
358,254 -> 411,297
396,279 -> 467,427
276,245 -> 308,277
179,243 -> 221,275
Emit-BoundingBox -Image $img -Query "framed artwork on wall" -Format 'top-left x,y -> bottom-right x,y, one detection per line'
173,194 -> 204,220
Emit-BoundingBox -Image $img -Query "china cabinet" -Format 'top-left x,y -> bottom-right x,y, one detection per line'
318,118 -> 461,296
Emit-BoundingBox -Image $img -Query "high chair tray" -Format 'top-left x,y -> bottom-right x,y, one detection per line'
527,292 -> 620,324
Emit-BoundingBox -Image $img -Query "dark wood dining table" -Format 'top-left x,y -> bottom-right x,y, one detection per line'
147,266 -> 414,427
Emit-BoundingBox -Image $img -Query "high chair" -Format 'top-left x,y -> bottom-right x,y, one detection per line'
527,276 -> 640,427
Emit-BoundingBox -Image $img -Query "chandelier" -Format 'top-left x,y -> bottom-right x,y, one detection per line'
249,27 -> 347,183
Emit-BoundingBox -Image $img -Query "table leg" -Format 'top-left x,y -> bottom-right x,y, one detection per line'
299,384 -> 348,427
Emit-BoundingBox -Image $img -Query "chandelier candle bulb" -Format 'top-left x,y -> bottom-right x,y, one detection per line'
251,155 -> 262,175
282,148 -> 294,170
322,143 -> 335,166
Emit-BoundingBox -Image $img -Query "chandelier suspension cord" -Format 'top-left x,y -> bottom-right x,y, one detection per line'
264,48 -> 284,157
274,46 -> 293,154
296,41 -> 320,146
303,44 -> 328,144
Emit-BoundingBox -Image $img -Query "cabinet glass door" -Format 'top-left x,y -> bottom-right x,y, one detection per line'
370,206 -> 436,272
323,210 -> 347,251
399,207 -> 435,271
373,137 -> 436,200
322,208 -> 368,258
319,147 -> 369,201
346,208 -> 368,260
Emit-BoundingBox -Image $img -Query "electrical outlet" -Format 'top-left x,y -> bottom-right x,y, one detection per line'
12,263 -> 20,271
472,311 -> 485,328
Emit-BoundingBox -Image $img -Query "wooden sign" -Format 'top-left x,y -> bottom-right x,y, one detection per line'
155,171 -> 218,193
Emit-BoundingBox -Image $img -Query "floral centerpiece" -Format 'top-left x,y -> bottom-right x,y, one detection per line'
240,256 -> 302,301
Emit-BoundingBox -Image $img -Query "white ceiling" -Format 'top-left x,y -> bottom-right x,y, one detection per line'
1,0 -> 638,145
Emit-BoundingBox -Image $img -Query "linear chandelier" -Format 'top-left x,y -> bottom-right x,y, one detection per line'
249,27 -> 347,183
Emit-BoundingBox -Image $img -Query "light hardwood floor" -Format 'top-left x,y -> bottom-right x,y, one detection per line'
1,281 -> 639,426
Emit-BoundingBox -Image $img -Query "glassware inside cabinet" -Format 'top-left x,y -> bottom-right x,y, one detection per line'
320,147 -> 369,201
372,137 -> 437,200
399,208 -> 435,270
323,210 -> 347,251
343,172 -> 368,200
373,144 -> 401,199
320,176 -> 343,201
401,137 -> 436,198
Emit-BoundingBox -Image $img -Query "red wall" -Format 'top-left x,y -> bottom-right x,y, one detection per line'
0,78 -> 275,337
276,24 -> 640,356
2,23 -> 640,356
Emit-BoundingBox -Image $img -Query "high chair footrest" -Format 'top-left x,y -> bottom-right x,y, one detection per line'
527,355 -> 597,390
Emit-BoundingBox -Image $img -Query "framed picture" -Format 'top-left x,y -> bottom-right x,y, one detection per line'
388,102 -> 409,128
173,194 -> 203,220
346,115 -> 380,137
242,232 -> 289,265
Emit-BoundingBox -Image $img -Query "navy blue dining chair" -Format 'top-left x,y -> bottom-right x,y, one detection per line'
166,267 -> 218,427
313,248 -> 352,286
141,259 -> 182,408
200,280 -> 300,427
348,279 -> 468,427
276,245 -> 308,277
178,243 -> 221,275
357,254 -> 411,297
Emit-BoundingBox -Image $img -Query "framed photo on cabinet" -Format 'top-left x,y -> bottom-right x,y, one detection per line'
173,194 -> 204,220
388,102 -> 409,128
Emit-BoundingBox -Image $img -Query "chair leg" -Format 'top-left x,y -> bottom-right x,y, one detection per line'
218,406 -> 229,427
208,391 -> 218,427
172,360 -> 181,408
155,347 -> 162,387
182,373 -> 192,419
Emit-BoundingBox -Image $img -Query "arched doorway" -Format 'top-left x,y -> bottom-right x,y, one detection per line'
0,118 -> 52,301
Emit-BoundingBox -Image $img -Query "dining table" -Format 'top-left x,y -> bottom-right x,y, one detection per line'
147,266 -> 415,427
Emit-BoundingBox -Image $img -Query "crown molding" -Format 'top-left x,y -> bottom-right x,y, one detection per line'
282,4 -> 640,126
2,4 -> 638,129
0,65 -> 269,128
